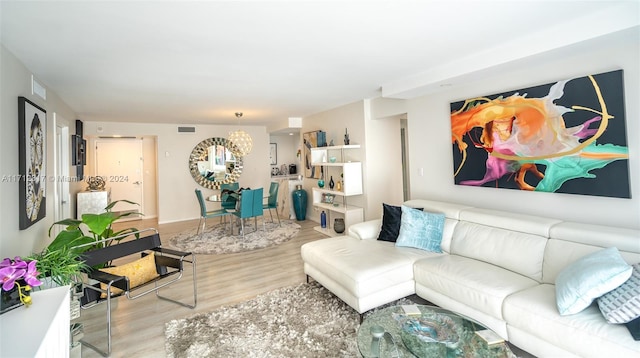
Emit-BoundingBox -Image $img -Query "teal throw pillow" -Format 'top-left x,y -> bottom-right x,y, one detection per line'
555,247 -> 633,316
395,206 -> 445,253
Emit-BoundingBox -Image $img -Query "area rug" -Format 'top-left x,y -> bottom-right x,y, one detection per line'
165,282 -> 412,358
167,219 -> 301,254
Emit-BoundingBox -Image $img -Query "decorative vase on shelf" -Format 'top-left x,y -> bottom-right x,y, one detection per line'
317,179 -> 325,188
336,180 -> 342,191
334,218 -> 345,234
320,211 -> 327,228
329,176 -> 335,190
292,185 -> 307,221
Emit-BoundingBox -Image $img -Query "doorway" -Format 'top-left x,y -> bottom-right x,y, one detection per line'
53,114 -> 71,236
400,118 -> 410,201
94,138 -> 144,217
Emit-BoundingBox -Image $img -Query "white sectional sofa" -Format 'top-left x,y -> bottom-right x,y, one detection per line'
300,199 -> 640,357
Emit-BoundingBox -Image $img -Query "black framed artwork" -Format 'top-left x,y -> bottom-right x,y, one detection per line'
71,135 -> 86,166
18,97 -> 47,229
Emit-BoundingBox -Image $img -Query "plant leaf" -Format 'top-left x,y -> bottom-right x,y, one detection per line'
104,199 -> 139,212
82,212 -> 116,236
48,218 -> 82,237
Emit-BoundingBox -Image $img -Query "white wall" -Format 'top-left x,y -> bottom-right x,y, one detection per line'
0,45 -> 78,258
366,98 -> 407,219
405,30 -> 640,229
82,121 -> 270,224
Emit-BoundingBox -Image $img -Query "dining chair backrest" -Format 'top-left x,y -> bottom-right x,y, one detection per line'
252,187 -> 264,217
267,182 -> 278,207
195,189 -> 207,216
236,189 -> 255,218
220,182 -> 240,209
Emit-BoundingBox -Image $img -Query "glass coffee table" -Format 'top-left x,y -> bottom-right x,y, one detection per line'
357,305 -> 516,358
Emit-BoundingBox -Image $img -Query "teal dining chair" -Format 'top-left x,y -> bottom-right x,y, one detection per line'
231,188 -> 264,238
263,182 -> 280,226
195,188 -> 230,234
220,182 -> 240,211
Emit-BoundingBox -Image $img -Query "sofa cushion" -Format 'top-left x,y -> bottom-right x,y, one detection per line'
377,204 -> 422,242
413,255 -> 539,320
504,284 -> 640,357
556,247 -> 632,316
395,206 -> 445,252
598,263 -> 640,323
451,221 -> 547,281
301,236 -> 439,298
544,224 -> 640,284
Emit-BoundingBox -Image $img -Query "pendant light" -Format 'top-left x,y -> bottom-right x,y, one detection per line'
228,112 -> 253,156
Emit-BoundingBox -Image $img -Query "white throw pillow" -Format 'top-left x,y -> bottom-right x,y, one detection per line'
555,247 -> 632,316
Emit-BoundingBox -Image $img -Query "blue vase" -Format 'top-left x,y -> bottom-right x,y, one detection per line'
292,185 -> 307,221
320,211 -> 327,228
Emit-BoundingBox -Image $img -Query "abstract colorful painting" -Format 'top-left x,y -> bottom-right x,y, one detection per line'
303,131 -> 322,179
450,70 -> 630,198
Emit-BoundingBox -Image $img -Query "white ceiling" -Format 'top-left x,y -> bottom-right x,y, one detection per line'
1,1 -> 638,129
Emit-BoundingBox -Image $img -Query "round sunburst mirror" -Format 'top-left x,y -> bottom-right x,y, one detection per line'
189,137 -> 243,189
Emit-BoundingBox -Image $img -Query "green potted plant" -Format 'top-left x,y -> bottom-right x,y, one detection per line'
47,199 -> 143,254
27,246 -> 88,287
34,200 -> 143,285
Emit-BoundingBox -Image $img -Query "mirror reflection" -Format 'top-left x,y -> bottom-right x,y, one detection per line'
189,137 -> 243,189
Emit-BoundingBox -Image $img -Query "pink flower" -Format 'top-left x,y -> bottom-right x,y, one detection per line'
24,260 -> 42,287
0,266 -> 26,291
0,257 -> 42,291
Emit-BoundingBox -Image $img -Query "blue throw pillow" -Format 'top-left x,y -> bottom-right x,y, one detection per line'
395,206 -> 445,253
555,247 -> 633,316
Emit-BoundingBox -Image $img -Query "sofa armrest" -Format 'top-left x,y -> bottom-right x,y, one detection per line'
348,219 -> 382,240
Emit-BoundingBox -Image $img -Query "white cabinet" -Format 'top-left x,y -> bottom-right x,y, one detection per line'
0,286 -> 70,357
77,188 -> 111,218
310,145 -> 363,236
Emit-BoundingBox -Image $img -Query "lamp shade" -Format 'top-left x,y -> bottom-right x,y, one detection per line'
228,129 -> 253,156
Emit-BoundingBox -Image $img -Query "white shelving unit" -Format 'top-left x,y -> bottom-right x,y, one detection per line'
310,144 -> 363,236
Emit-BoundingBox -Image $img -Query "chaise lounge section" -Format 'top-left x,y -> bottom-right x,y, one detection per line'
300,199 -> 640,357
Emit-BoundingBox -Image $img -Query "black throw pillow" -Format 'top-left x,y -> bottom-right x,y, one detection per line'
377,204 -> 422,242
626,316 -> 640,341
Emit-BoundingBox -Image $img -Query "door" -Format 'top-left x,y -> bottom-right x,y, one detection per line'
53,114 -> 71,236
401,118 -> 410,202
95,138 -> 143,216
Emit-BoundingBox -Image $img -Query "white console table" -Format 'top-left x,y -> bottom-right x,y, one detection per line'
0,285 -> 70,357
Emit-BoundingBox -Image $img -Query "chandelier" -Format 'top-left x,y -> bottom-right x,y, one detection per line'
228,112 -> 253,157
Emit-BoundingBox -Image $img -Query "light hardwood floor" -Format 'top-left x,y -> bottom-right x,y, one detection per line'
78,217 -> 534,358
78,217 -> 325,358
